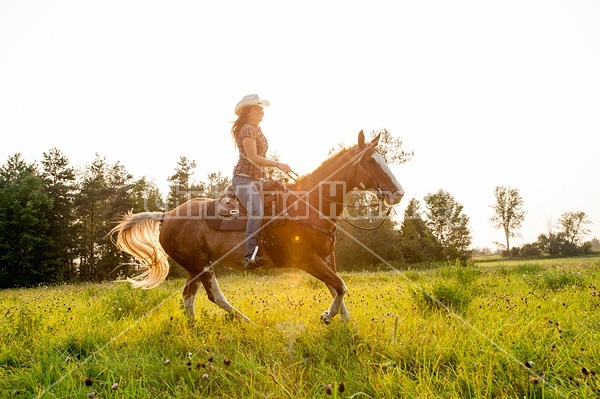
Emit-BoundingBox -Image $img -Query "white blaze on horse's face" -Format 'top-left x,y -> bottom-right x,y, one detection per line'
362,150 -> 405,206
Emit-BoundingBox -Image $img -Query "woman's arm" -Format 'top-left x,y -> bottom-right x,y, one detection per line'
242,137 -> 291,173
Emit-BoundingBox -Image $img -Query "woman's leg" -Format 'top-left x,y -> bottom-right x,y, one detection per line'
232,176 -> 264,265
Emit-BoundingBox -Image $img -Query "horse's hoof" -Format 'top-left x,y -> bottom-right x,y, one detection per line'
320,310 -> 332,325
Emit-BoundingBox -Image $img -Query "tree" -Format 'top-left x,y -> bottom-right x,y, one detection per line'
490,186 -> 525,256
557,211 -> 592,245
41,148 -> 77,281
424,189 -> 472,261
399,198 -> 441,263
591,237 -> 600,252
73,154 -> 138,281
335,215 -> 401,270
167,156 -> 199,210
129,177 -> 165,213
0,154 -> 55,287
201,171 -> 231,198
73,154 -> 153,281
367,128 -> 413,165
73,155 -> 111,280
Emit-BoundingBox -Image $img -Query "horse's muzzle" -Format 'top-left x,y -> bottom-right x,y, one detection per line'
386,189 -> 404,205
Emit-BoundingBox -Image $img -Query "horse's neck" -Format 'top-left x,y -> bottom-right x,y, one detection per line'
294,147 -> 356,218
300,147 -> 355,191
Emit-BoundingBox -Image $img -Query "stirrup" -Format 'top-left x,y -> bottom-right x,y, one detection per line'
246,246 -> 266,269
250,246 -> 260,264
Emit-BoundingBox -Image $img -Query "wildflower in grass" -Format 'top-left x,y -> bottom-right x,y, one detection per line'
325,384 -> 332,395
202,373 -> 209,379
530,377 -> 539,384
84,377 -> 93,386
87,392 -> 96,398
111,383 -> 119,390
165,359 -> 171,364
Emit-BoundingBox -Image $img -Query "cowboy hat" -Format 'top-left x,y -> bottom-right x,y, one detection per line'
234,94 -> 270,116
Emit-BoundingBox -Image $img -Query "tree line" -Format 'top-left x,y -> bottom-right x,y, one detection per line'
1,131 -> 596,287
489,186 -> 596,257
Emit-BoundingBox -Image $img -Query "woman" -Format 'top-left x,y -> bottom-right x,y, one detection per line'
230,94 -> 292,268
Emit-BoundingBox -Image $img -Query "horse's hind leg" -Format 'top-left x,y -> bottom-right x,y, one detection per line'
198,267 -> 251,323
183,267 -> 211,318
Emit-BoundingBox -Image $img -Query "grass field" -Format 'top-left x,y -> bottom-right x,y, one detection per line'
1,255 -> 600,398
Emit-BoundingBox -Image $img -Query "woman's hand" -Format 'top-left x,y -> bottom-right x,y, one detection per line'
276,162 -> 292,174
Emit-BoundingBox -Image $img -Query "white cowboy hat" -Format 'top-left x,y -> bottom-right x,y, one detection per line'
234,94 -> 270,116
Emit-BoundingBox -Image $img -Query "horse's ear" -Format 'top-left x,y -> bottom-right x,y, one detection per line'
371,133 -> 381,146
358,130 -> 365,149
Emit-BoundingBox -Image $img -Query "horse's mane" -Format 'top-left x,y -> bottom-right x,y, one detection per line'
293,143 -> 358,188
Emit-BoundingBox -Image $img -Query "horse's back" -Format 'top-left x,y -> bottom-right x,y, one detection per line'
160,198 -> 247,270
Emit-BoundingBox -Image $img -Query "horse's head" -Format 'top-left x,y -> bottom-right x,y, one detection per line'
352,130 -> 404,205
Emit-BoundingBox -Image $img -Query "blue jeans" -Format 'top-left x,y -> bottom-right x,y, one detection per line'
231,175 -> 264,260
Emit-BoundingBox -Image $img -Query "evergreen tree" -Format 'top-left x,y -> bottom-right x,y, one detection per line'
129,177 -> 165,213
202,171 -> 231,198
167,156 -> 198,210
73,155 -> 153,281
41,148 -> 77,281
0,155 -> 54,287
73,155 -> 113,281
95,160 -> 136,279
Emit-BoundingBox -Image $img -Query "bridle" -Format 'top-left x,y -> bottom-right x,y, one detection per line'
284,144 -> 392,230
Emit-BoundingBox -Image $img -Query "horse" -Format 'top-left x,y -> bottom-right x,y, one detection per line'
110,130 -> 404,324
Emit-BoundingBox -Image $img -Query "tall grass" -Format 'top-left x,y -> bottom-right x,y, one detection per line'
1,255 -> 600,398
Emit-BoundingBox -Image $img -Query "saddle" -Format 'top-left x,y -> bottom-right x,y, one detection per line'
205,179 -> 290,231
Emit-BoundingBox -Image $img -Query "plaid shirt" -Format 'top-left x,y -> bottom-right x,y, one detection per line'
232,123 -> 269,180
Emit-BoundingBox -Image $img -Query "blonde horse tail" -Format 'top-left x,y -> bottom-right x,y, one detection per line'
110,211 -> 169,289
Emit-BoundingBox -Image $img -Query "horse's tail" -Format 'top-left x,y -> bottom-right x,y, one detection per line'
110,211 -> 169,289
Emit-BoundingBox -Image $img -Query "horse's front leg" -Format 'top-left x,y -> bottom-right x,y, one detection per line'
326,284 -> 350,321
300,254 -> 348,324
199,267 -> 251,322
323,252 -> 350,321
320,279 -> 348,324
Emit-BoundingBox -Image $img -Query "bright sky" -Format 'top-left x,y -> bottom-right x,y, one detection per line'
1,1 -> 599,250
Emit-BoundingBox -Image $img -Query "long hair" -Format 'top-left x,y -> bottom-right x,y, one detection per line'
230,107 -> 253,143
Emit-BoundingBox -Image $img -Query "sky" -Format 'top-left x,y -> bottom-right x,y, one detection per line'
1,1 -> 599,250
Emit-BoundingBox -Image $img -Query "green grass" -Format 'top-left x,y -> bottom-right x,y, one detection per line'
1,255 -> 600,398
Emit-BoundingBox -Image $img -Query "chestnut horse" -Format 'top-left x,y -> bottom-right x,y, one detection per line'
110,131 -> 404,324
